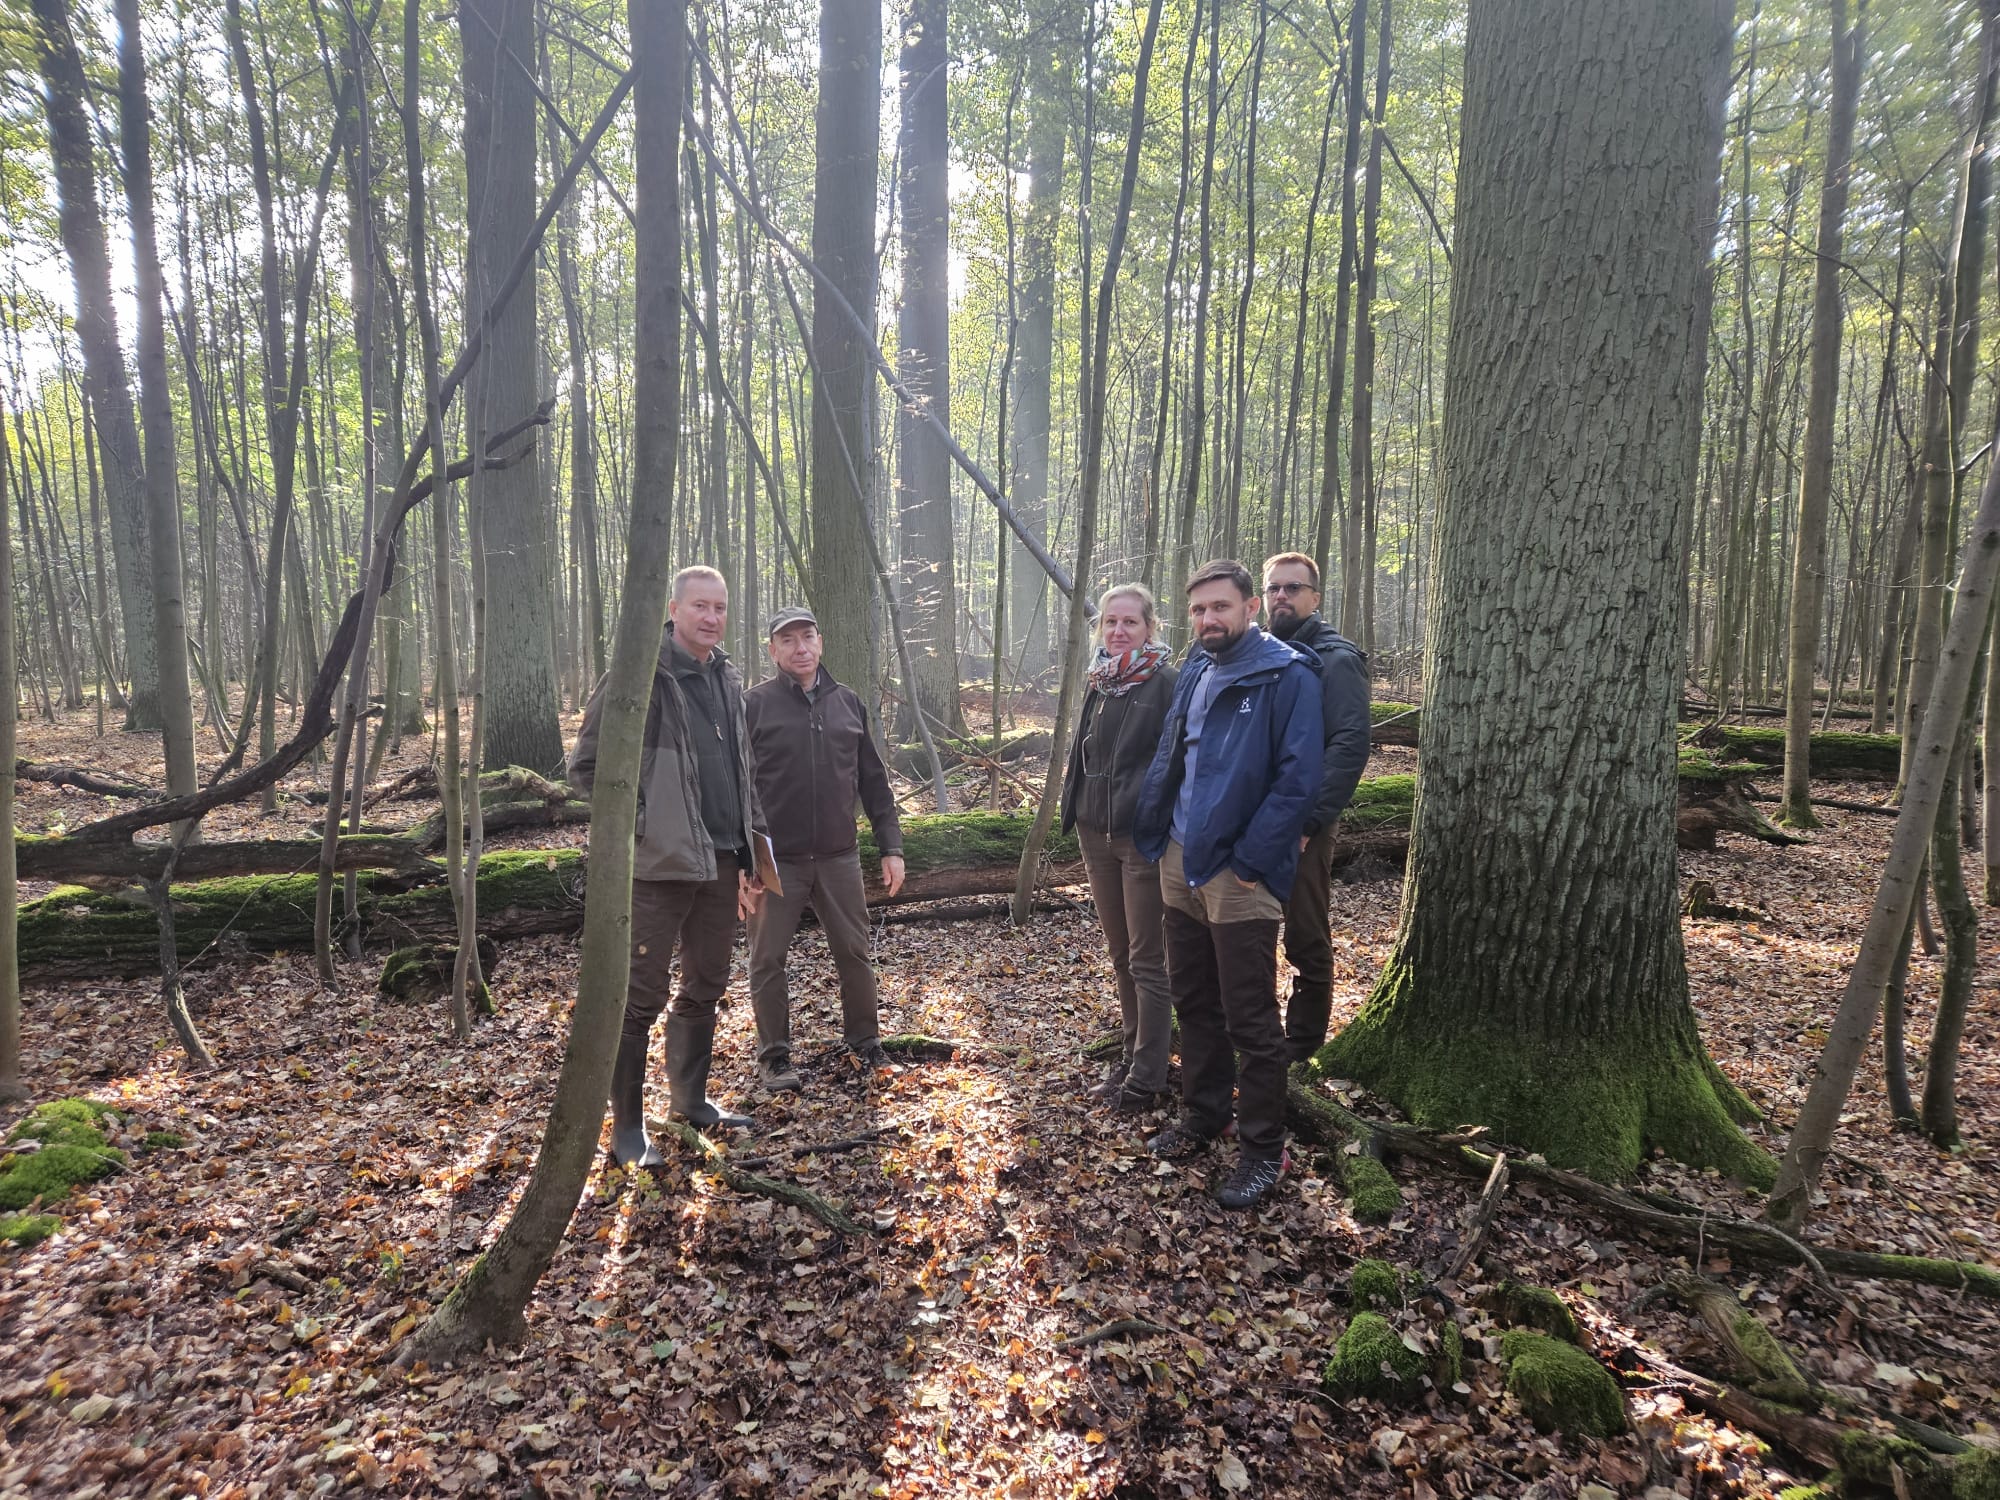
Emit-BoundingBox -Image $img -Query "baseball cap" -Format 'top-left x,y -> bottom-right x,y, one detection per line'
766,605 -> 819,638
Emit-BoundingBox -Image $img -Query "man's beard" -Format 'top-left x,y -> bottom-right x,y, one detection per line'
1267,607 -> 1303,639
1200,620 -> 1250,655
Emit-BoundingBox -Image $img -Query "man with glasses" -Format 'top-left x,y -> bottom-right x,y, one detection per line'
1260,552 -> 1371,1063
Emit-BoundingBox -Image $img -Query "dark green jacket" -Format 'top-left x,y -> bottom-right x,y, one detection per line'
1059,664 -> 1179,839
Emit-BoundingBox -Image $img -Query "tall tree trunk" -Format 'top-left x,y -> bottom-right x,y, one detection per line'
29,0 -> 160,730
407,0 -> 676,1365
1901,16 -> 1998,786
1220,0 -> 1268,561
0,437 -> 21,1104
1013,0 -> 1166,919
1342,0 -> 1390,652
1320,0 -> 1765,1185
1009,40 -> 1069,684
896,0 -> 962,736
1172,0 -> 1222,623
462,0 -> 564,776
1778,0 -> 1865,828
1313,0 -> 1366,587
809,0 -> 883,692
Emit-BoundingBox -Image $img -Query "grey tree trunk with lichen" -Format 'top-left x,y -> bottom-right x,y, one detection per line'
1319,0 -> 1770,1185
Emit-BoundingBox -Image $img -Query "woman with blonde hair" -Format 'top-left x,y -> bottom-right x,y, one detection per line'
1061,584 -> 1178,1112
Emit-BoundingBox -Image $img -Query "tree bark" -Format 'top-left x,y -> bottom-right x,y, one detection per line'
0,436 -> 21,1103
1007,39 -> 1068,684
1318,0 -> 1764,1184
1342,0 -> 1390,652
1313,0 -> 1366,584
405,0 -> 678,1365
28,0 -> 160,730
896,0 -> 962,736
808,0 -> 884,693
1778,0 -> 1865,829
460,0 -> 565,778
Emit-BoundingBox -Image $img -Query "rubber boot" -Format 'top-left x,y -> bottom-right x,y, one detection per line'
666,1012 -> 752,1128
608,1032 -> 664,1168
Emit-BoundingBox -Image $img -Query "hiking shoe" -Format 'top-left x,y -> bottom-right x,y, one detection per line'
757,1056 -> 803,1094
1114,1086 -> 1165,1115
852,1040 -> 900,1074
1147,1119 -> 1217,1160
1214,1152 -> 1286,1211
1087,1062 -> 1129,1102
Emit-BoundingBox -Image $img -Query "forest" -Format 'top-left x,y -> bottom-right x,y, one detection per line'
0,0 -> 1998,1493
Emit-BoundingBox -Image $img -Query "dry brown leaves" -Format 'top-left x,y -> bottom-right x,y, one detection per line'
0,712 -> 1994,1498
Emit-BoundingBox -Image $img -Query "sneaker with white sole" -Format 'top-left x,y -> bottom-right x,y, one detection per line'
1214,1152 -> 1286,1210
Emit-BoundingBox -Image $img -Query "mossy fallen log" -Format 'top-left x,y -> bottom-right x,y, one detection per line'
15,812 -> 1082,977
889,727 -> 1051,777
1700,725 -> 1902,779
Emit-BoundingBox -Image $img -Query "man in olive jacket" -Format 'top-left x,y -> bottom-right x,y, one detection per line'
744,607 -> 906,1092
568,566 -> 765,1167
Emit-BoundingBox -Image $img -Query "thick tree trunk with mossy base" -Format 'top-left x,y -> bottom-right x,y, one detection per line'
1315,0 -> 1769,1187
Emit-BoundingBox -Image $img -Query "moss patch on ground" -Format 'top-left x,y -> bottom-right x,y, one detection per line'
1500,1329 -> 1625,1438
1349,1258 -> 1403,1309
0,1213 -> 60,1247
1837,1432 -> 2000,1500
1342,1155 -> 1402,1222
0,1099 -> 126,1213
1322,1312 -> 1425,1400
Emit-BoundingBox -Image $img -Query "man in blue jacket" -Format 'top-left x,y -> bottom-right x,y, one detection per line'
1134,559 -> 1324,1210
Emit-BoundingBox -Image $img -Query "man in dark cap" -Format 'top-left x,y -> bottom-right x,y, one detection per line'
743,606 -> 906,1092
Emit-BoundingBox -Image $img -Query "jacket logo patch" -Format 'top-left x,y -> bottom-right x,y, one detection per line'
1237,699 -> 1253,713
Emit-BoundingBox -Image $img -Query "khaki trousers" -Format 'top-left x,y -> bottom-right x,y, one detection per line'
1078,827 -> 1173,1093
745,848 -> 882,1064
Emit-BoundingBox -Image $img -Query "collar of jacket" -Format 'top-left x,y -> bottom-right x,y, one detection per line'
783,665 -> 833,700
1188,624 -> 1308,690
662,623 -> 731,677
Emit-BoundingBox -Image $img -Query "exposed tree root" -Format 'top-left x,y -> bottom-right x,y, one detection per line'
1285,1082 -> 2000,1300
1056,1318 -> 1173,1349
655,1119 -> 876,1237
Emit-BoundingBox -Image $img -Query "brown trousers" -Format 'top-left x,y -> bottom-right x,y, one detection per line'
745,848 -> 882,1064
1078,826 -> 1173,1093
623,852 -> 742,1048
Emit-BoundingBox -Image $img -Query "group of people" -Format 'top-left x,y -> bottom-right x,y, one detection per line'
1062,554 -> 1369,1208
567,551 -> 1370,1212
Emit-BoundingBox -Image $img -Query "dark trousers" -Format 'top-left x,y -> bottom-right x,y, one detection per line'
1077,827 -> 1173,1093
1282,823 -> 1339,1058
1162,906 -> 1289,1160
746,848 -> 881,1062
623,853 -> 741,1046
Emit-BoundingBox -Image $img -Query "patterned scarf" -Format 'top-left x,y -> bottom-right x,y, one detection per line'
1086,641 -> 1170,698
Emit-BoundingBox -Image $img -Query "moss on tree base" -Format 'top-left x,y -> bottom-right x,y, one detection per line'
1838,1431 -> 2000,1500
1315,970 -> 1774,1185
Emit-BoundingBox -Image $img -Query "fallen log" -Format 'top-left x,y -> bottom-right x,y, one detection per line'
13,761 -> 159,800
1697,724 -> 1901,780
889,727 -> 1050,778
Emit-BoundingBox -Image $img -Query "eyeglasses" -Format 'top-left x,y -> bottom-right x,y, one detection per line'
1264,581 -> 1317,597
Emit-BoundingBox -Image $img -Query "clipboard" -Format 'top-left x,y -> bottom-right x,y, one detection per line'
751,831 -> 784,898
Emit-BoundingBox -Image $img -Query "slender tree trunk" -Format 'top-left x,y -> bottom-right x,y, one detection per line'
0,440 -> 21,1104
1013,0 -> 1165,918
1009,41 -> 1069,684
896,0 -> 962,735
1342,0 -> 1390,652
1314,0 -> 1366,588
1901,14 -> 1998,786
1221,0 -> 1269,561
407,0 -> 674,1365
1172,0 -> 1222,622
1779,0 -> 1865,827
1321,0 -> 1762,1184
29,0 -> 159,729
809,0 -> 883,691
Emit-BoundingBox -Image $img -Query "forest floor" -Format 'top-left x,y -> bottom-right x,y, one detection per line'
0,703 -> 1996,1499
